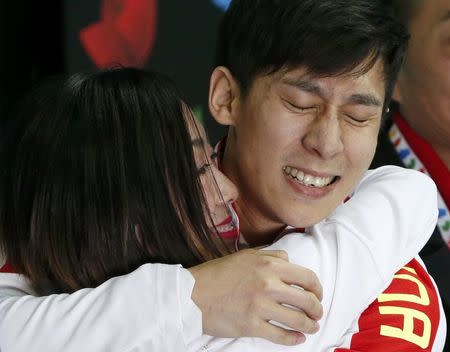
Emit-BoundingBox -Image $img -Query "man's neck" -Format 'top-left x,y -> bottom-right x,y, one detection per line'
233,200 -> 286,247
220,138 -> 286,247
398,109 -> 450,171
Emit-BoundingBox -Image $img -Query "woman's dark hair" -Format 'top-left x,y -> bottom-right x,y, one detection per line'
215,0 -> 410,109
0,68 -> 228,293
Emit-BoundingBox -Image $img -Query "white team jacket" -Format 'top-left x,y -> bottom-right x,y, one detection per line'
0,166 -> 445,351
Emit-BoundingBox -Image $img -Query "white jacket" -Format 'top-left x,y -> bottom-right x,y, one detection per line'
0,166 -> 445,351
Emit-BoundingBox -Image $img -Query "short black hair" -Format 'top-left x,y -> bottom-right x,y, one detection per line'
0,68 -> 228,293
215,0 -> 409,109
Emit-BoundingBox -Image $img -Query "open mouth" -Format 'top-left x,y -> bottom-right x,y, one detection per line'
213,204 -> 240,239
283,166 -> 338,188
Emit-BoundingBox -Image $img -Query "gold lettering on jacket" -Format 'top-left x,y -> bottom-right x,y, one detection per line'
376,266 -> 432,348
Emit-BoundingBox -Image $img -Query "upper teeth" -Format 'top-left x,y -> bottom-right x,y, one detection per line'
283,166 -> 334,188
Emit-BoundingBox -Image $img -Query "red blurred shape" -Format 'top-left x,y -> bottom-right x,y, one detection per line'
80,0 -> 157,68
0,262 -> 14,273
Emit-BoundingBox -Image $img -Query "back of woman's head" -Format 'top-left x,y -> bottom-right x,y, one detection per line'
0,68 -> 225,293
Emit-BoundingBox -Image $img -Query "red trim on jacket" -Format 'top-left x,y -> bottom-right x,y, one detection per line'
394,113 -> 450,207
0,262 -> 15,274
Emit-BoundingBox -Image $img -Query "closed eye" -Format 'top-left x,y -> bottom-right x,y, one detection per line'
198,163 -> 211,175
210,152 -> 218,161
282,99 -> 316,112
344,114 -> 370,125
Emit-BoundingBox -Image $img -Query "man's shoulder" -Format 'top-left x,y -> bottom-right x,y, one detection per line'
340,257 -> 446,351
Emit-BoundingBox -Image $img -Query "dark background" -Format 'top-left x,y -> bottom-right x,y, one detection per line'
0,2 -> 63,127
0,0 -> 230,142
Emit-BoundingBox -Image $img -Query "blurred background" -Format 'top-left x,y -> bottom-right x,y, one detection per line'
0,0 -> 231,142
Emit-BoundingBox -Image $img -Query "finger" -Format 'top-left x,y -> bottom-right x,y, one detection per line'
256,249 -> 289,261
255,320 -> 307,346
278,264 -> 323,302
274,284 -> 323,320
279,284 -> 323,320
261,302 -> 320,335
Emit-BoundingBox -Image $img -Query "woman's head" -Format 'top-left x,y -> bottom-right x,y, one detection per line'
0,68 -> 237,293
188,114 -> 239,238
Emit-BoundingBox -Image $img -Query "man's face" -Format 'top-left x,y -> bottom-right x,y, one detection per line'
396,0 -> 450,150
222,60 -> 386,242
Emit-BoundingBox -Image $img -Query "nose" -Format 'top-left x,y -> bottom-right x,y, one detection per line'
211,165 -> 239,205
302,111 -> 344,159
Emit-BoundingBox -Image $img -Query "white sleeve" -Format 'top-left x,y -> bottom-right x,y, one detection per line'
0,263 -> 202,352
329,165 -> 438,281
243,165 -> 438,351
183,166 -> 439,351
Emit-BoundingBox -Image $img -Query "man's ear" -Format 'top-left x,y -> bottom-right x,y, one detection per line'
209,66 -> 241,126
392,69 -> 404,104
392,82 -> 402,103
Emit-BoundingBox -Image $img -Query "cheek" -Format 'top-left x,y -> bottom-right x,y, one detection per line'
434,59 -> 450,95
344,129 -> 378,172
199,176 -> 215,212
412,41 -> 448,91
441,36 -> 450,59
244,127 -> 295,179
236,113 -> 282,165
252,111 -> 303,155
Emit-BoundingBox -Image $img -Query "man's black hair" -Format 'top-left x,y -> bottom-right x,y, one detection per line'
392,0 -> 422,26
215,0 -> 409,109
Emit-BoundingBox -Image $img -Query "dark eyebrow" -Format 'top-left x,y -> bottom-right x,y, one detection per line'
347,94 -> 382,107
282,77 -> 324,97
282,77 -> 382,108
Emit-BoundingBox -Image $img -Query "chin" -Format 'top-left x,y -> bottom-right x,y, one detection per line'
283,212 -> 323,229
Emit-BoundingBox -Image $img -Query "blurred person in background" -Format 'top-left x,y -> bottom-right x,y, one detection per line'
371,1 -> 450,348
